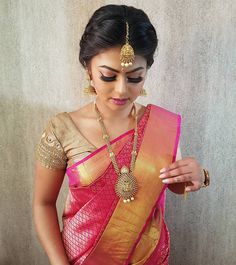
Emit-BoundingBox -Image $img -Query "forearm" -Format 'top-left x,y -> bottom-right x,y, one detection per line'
33,203 -> 69,265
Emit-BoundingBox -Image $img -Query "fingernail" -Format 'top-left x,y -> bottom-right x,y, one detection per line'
159,173 -> 166,179
160,168 -> 166,173
162,179 -> 169,184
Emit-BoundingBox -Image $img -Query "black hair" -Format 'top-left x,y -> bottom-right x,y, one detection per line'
79,5 -> 158,68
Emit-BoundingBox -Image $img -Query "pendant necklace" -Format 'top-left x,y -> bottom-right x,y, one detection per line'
94,102 -> 138,203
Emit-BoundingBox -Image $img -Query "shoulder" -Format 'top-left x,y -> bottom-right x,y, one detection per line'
148,104 -> 182,121
49,104 -> 94,142
36,113 -> 69,170
38,111 -> 71,144
47,111 -> 79,138
49,112 -> 70,128
68,103 -> 95,121
148,104 -> 181,116
37,112 -> 76,155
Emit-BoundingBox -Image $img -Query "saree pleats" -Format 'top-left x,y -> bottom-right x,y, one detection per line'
62,104 -> 181,265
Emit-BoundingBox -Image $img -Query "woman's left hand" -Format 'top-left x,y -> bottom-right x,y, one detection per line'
159,157 -> 204,192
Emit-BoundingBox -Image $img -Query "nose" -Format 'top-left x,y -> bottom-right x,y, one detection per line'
114,76 -> 127,95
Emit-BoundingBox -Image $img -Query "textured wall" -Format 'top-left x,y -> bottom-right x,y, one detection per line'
0,0 -> 235,264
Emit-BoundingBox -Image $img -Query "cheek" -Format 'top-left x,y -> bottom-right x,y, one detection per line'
131,80 -> 145,90
93,78 -> 112,95
129,84 -> 143,97
92,77 -> 105,88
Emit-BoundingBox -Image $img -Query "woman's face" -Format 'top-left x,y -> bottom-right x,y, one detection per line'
88,47 -> 147,111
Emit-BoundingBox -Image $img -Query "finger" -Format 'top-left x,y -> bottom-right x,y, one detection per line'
160,159 -> 189,173
161,174 -> 193,184
159,165 -> 192,179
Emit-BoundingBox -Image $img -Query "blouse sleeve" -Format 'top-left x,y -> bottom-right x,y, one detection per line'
35,119 -> 67,170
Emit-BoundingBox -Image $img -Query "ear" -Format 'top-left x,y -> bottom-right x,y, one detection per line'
86,66 -> 93,80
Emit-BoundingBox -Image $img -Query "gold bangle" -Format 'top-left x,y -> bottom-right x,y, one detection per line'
201,168 -> 210,188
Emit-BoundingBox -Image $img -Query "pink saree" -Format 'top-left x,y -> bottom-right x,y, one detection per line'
62,104 -> 181,265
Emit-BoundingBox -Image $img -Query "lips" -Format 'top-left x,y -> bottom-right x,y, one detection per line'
111,98 -> 129,105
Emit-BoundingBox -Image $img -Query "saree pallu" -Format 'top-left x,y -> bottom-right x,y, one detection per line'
62,104 -> 181,265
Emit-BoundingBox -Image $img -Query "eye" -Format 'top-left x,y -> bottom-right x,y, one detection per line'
100,73 -> 116,82
127,77 -> 143,83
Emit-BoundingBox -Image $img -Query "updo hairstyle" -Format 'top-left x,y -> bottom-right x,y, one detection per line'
79,5 -> 158,69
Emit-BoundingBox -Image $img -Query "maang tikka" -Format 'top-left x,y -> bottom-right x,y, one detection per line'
120,22 -> 135,67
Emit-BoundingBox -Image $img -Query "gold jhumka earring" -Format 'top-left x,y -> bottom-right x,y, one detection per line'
120,22 -> 135,67
83,73 -> 96,95
140,88 -> 147,96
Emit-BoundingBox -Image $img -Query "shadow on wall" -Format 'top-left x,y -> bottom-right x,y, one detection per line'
0,97 -> 67,265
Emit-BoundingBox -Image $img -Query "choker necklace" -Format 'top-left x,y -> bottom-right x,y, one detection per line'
94,102 -> 138,203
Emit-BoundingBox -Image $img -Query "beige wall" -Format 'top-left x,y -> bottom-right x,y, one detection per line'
1,1 -> 235,264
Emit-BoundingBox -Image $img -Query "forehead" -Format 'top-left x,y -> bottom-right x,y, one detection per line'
90,47 -> 147,71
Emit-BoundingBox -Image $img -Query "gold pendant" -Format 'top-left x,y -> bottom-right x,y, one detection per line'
115,166 -> 138,203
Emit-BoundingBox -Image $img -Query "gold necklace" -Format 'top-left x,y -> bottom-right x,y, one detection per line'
94,102 -> 138,203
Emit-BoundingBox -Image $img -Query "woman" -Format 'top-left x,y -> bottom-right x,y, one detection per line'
33,4 -> 210,265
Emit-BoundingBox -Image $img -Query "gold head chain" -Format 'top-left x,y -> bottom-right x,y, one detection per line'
120,22 -> 135,68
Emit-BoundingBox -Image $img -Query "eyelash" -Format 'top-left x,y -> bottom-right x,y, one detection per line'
100,74 -> 143,83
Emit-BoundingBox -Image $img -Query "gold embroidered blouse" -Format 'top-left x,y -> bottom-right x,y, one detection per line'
35,112 -> 96,170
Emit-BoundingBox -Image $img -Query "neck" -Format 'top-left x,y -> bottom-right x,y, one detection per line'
94,98 -> 135,121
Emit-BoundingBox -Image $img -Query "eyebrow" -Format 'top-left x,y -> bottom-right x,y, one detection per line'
98,65 -> 144,73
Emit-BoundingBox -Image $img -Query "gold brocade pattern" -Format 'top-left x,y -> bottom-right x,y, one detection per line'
36,126 -> 67,169
131,206 -> 162,264
35,113 -> 97,170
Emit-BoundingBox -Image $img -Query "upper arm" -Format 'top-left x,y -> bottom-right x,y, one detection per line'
34,117 -> 67,205
34,162 -> 66,205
